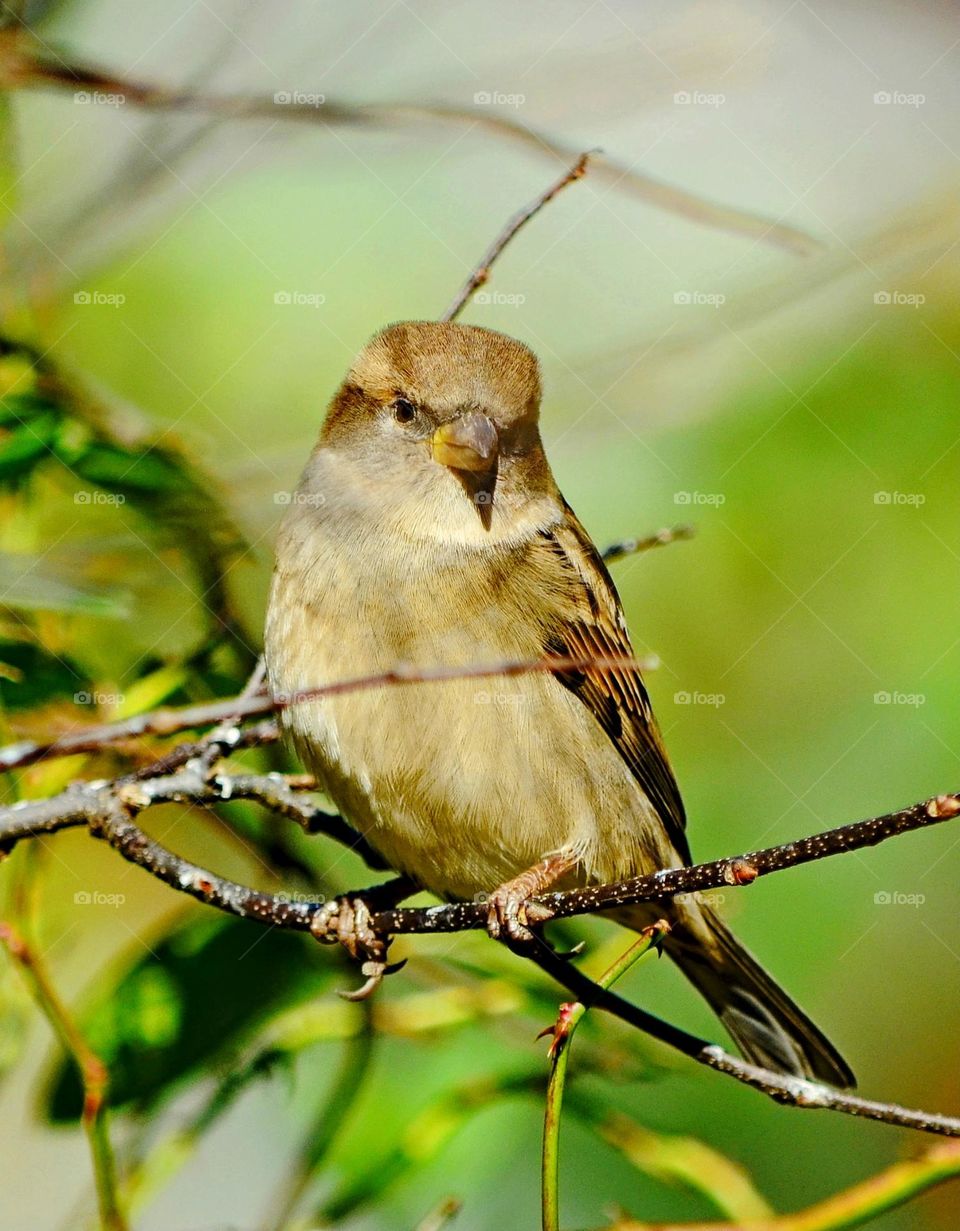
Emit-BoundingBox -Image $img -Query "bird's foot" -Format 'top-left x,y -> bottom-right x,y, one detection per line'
309,878 -> 413,1000
485,851 -> 576,945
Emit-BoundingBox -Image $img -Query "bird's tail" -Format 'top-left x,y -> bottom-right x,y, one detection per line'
627,903 -> 854,1087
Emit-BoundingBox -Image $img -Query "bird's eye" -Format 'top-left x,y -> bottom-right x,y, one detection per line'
392,397 -> 417,425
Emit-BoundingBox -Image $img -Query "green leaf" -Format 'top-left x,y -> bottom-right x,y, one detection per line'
43,913 -> 336,1121
0,638 -> 87,710
71,444 -> 190,494
112,665 -> 188,718
0,392 -> 56,427
0,410 -> 59,479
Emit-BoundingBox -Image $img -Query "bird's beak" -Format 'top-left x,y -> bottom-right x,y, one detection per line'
430,411 -> 499,473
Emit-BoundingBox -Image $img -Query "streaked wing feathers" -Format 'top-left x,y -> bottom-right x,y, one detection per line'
536,502 -> 690,863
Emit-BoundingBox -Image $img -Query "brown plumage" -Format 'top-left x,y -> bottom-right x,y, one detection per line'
265,320 -> 853,1087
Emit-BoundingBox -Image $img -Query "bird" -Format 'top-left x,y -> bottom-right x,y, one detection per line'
264,319 -> 853,1087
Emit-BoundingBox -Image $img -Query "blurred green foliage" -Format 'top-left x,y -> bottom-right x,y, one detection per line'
44,915 -> 336,1120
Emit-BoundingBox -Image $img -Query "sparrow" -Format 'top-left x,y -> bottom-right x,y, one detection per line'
264,320 -> 853,1086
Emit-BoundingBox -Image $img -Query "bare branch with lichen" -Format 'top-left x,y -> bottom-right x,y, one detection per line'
2,661 -> 960,1138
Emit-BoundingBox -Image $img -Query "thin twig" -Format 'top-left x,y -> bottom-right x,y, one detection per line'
371,790 -> 960,934
0,648 -> 655,775
441,151 -> 593,322
0,527 -> 676,775
529,939 -> 960,1137
0,923 -> 127,1231
195,654 -> 267,778
0,28 -> 820,255
0,704 -> 279,774
601,524 -> 695,565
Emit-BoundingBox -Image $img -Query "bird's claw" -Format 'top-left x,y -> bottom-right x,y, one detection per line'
309,893 -> 401,999
310,893 -> 379,958
338,956 -> 407,1002
486,882 -> 555,945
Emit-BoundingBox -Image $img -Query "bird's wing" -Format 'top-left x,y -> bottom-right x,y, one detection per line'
533,499 -> 690,864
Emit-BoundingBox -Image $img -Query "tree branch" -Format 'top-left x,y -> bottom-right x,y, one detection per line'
600,523 -> 695,565
3,736 -> 960,1137
2,526 -> 958,1142
441,150 -> 593,322
530,938 -> 960,1137
371,790 -> 960,934
542,929 -> 666,1231
0,524 -> 669,775
0,27 -> 819,255
0,648 -> 655,775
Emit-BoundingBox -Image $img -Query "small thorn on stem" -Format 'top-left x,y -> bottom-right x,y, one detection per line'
641,918 -> 671,955
540,1001 -> 580,1059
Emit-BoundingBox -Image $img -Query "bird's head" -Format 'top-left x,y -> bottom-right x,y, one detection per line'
316,321 -> 556,538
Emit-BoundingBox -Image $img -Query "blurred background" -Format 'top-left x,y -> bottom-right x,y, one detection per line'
1,1 -> 959,1228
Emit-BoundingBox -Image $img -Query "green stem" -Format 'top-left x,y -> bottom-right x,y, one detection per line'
541,925 -> 668,1231
0,922 -> 127,1231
